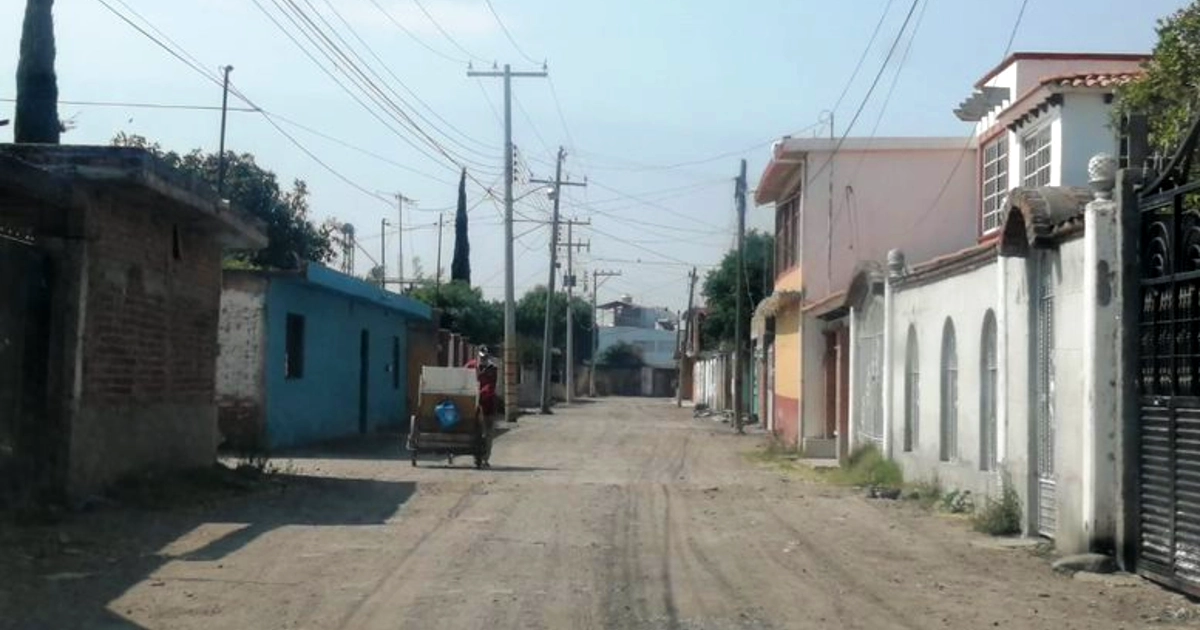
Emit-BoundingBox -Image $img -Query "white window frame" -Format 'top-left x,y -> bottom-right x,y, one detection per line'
1021,125 -> 1052,188
981,136 -> 1009,234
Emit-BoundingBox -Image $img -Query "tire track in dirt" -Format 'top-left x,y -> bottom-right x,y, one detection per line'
758,496 -> 923,630
333,481 -> 487,630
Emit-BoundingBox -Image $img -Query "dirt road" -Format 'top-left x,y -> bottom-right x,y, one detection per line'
3,398 -> 1197,629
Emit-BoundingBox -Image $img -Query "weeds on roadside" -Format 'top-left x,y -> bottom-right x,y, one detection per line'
972,475 -> 1022,535
835,444 -> 904,489
939,489 -> 975,514
904,475 -> 943,509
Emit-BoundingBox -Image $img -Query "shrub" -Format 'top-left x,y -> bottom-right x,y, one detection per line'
840,444 -> 904,489
973,477 -> 1022,535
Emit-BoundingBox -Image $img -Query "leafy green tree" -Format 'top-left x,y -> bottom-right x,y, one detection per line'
451,169 -> 470,283
15,0 -> 59,143
407,280 -> 503,348
112,133 -> 334,269
516,285 -> 593,367
598,341 -> 645,369
1116,1 -> 1200,154
700,230 -> 774,350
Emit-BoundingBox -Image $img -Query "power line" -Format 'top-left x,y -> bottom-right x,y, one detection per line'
831,0 -> 897,114
587,179 -> 729,231
366,0 -> 466,64
803,0 -> 922,189
280,0 -> 500,169
94,0 -> 394,209
902,0 -> 1032,239
411,0 -> 487,63
0,97 -> 258,112
316,0 -> 501,155
484,0 -> 540,66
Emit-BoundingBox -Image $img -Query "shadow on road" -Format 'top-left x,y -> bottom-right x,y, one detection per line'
0,472 -> 416,629
276,426 -> 512,462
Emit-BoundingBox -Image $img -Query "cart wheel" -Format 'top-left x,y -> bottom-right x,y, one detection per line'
448,454 -> 455,466
411,454 -> 417,467
474,455 -> 484,469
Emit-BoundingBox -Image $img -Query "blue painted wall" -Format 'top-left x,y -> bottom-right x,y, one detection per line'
262,267 -> 429,449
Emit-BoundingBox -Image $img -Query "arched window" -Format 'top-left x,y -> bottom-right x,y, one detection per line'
940,319 -> 958,462
904,326 -> 919,452
980,311 -> 998,471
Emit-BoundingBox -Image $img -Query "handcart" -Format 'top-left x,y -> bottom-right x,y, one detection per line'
406,366 -> 492,469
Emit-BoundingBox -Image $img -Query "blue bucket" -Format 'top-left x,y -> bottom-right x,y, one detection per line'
434,400 -> 461,430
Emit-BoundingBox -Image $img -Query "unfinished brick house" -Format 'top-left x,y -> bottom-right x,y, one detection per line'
0,145 -> 265,503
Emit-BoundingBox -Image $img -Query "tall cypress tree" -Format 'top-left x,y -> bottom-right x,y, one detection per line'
450,168 -> 471,283
15,0 -> 60,144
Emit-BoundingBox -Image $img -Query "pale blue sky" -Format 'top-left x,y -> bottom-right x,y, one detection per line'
0,0 -> 1186,310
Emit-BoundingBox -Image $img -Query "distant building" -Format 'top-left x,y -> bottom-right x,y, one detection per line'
217,264 -> 432,450
594,295 -> 679,397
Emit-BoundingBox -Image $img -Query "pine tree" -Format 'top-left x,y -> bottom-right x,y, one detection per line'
15,0 -> 60,144
450,168 -> 471,283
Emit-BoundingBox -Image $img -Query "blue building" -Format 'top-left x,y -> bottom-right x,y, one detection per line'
216,264 -> 432,450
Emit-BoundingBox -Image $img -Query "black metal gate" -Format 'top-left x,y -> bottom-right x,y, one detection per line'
0,229 -> 53,506
1136,117 -> 1200,597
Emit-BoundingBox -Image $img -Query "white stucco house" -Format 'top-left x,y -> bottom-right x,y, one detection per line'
844,52 -> 1146,555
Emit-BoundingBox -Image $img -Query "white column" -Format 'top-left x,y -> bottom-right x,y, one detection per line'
847,306 -> 857,450
882,279 -> 894,459
996,250 -> 1008,467
1082,154 -> 1120,547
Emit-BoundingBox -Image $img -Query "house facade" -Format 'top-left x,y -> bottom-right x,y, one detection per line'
0,145 -> 265,502
842,52 -> 1147,555
754,137 -> 977,456
217,264 -> 431,450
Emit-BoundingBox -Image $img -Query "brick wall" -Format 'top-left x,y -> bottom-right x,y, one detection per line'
68,193 -> 225,493
82,196 -> 222,407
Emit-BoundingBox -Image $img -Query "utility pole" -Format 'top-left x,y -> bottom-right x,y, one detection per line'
217,65 -> 234,196
468,63 -> 548,422
590,269 -> 622,397
733,159 -> 748,434
435,212 -> 444,299
677,267 -> 698,408
531,147 -> 586,413
561,219 -> 590,404
379,217 -> 389,289
393,193 -> 416,287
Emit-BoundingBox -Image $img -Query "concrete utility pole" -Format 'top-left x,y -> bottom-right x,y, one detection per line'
393,193 -> 416,286
435,212 -> 444,299
379,217 -> 389,289
676,267 -> 698,408
531,147 -> 587,413
733,159 -> 748,434
468,63 -> 548,423
217,65 -> 234,196
590,269 -> 622,397
561,220 -> 590,404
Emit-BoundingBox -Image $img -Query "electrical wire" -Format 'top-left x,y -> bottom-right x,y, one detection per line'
366,0 -> 466,65
0,97 -> 258,112
484,0 -> 541,66
272,0 -> 501,170
94,0 -> 395,209
831,0 -> 897,115
317,0 -> 502,155
411,0 -> 488,64
902,0 -> 1032,239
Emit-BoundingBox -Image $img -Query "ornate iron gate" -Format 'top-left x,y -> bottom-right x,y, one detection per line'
1136,117 -> 1200,597
1035,253 -> 1057,538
